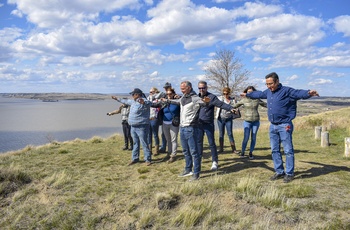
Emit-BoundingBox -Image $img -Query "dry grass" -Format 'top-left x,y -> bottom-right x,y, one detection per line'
0,108 -> 350,229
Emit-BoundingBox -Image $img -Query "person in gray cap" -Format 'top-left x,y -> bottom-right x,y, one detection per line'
112,88 -> 152,166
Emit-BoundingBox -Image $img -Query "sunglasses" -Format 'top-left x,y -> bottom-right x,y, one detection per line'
198,87 -> 207,90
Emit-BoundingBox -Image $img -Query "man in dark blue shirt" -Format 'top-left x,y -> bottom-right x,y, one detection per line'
243,72 -> 319,183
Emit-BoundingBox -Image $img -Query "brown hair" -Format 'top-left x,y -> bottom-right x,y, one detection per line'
222,87 -> 231,94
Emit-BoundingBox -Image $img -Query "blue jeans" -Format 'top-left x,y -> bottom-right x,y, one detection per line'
131,124 -> 151,162
180,126 -> 201,175
198,122 -> 218,163
148,119 -> 160,146
217,117 -> 234,143
242,120 -> 260,154
269,122 -> 294,175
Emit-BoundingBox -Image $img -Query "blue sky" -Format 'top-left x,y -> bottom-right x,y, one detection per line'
0,0 -> 349,96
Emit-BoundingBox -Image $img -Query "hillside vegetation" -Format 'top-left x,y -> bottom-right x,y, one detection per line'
0,107 -> 350,229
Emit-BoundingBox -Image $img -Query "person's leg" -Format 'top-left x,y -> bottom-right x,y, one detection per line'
130,126 -> 140,162
204,123 -> 218,163
226,119 -> 238,154
269,124 -> 284,175
170,125 -> 179,156
150,119 -> 160,155
126,123 -> 133,150
138,124 -> 152,163
217,118 -> 225,153
188,126 -> 201,177
197,125 -> 205,157
159,126 -> 167,153
249,121 -> 260,153
241,121 -> 252,156
280,122 -> 294,176
121,121 -> 129,150
180,127 -> 193,173
162,123 -> 172,155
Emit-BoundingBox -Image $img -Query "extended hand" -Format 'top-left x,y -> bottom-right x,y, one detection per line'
308,90 -> 319,97
111,96 -> 118,100
202,96 -> 210,103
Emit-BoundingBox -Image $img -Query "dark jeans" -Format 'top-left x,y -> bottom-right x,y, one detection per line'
198,122 -> 218,163
122,120 -> 132,146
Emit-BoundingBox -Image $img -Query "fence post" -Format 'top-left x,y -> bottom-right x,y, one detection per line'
345,137 -> 350,157
321,131 -> 329,147
315,126 -> 322,139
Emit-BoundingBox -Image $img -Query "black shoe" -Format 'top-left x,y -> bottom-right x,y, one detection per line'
283,175 -> 294,183
159,148 -> 166,153
270,173 -> 285,181
249,153 -> 254,160
189,173 -> 200,181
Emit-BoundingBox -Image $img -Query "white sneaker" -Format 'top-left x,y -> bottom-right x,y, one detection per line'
211,161 -> 218,170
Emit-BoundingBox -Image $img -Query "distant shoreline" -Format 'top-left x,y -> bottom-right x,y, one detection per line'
0,93 -> 131,101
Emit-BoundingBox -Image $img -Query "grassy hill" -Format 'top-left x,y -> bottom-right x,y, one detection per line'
0,107 -> 350,229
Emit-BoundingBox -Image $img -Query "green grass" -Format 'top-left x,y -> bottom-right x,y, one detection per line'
1,108 -> 350,229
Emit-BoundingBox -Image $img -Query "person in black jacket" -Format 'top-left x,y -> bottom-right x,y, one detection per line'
197,80 -> 238,171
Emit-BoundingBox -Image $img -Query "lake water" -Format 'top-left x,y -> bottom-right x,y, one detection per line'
0,96 -> 245,154
0,97 -> 124,153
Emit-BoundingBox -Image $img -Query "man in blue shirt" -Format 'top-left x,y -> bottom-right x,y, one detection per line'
112,88 -> 152,166
243,72 -> 319,183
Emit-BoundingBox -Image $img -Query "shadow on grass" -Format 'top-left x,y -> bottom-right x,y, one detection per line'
199,156 -> 275,179
297,161 -> 350,179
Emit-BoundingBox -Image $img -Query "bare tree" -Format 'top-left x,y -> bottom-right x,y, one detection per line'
204,48 -> 251,96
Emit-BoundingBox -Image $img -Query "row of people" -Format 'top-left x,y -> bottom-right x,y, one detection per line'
109,72 -> 319,183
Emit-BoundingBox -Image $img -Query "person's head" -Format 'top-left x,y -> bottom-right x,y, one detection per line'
265,72 -> 279,92
163,82 -> 172,91
149,87 -> 159,95
244,86 -> 257,94
198,80 -> 208,95
180,81 -> 192,95
222,87 -> 231,97
166,88 -> 176,99
129,88 -> 143,100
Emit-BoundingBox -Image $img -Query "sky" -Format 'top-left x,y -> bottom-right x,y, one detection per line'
0,0 -> 350,97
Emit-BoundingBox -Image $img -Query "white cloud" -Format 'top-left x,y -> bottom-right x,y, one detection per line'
330,15 -> 350,37
308,78 -> 333,86
287,74 -> 299,81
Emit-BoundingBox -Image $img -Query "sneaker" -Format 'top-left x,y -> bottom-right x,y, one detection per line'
249,154 -> 254,160
145,161 -> 152,166
178,170 -> 193,177
189,173 -> 200,181
159,148 -> 166,153
128,160 -> 139,166
239,155 -> 247,158
211,161 -> 218,170
283,175 -> 294,183
270,172 -> 285,181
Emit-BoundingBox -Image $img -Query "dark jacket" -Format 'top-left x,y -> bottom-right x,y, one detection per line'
198,92 -> 233,124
